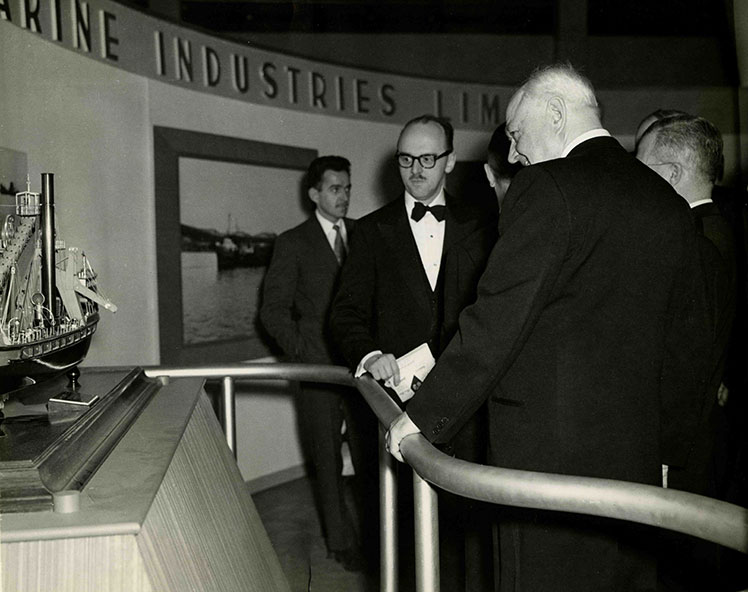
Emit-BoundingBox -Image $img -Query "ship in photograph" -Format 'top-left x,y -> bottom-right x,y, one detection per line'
0,173 -> 116,383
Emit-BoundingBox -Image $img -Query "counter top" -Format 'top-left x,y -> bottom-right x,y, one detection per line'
1,368 -> 205,543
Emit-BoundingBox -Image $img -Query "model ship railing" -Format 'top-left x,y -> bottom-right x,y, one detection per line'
144,363 -> 748,592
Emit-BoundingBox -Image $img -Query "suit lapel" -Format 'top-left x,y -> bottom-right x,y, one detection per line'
302,216 -> 338,269
442,193 -> 474,257
378,198 -> 434,310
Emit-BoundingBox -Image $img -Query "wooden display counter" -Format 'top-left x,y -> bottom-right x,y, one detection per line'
0,367 -> 289,592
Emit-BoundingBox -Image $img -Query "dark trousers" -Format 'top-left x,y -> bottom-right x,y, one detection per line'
440,491 -> 496,591
660,404 -> 736,591
299,382 -> 379,552
438,409 -> 496,591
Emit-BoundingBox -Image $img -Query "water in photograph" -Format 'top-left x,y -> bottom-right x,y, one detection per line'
181,251 -> 265,345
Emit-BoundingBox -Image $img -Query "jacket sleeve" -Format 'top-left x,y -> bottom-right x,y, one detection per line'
406,167 -> 571,444
259,233 -> 305,359
329,223 -> 380,369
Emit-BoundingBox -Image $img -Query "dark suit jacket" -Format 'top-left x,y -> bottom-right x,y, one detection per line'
407,137 -> 709,485
260,216 -> 354,364
693,201 -> 736,375
330,192 -> 497,369
330,192 -> 496,461
668,202 -> 738,495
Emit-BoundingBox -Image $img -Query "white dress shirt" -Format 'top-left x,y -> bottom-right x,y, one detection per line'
315,209 -> 347,253
405,190 -> 446,291
689,198 -> 714,209
561,128 -> 611,158
354,190 -> 447,377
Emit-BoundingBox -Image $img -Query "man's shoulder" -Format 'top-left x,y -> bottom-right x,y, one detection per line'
532,137 -> 664,195
281,216 -> 318,235
274,216 -> 321,247
356,196 -> 404,227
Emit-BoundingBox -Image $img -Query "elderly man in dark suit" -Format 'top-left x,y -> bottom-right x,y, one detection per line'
387,64 -> 709,591
260,155 -> 375,571
330,115 -> 498,589
637,114 -> 735,495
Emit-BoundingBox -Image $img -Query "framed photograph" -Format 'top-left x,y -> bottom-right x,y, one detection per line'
154,127 -> 317,365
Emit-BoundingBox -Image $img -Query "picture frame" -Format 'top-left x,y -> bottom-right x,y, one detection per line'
153,126 -> 317,365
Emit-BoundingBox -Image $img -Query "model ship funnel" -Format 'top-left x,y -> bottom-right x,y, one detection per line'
41,173 -> 56,326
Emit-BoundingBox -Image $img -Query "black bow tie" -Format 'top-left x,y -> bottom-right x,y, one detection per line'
411,202 -> 446,222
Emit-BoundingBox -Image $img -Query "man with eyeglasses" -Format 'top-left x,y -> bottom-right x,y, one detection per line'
330,114 -> 498,589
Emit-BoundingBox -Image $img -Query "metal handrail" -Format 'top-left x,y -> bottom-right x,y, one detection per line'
145,363 -> 748,591
354,375 -> 748,553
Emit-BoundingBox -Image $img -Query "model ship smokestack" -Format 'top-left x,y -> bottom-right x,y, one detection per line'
41,173 -> 56,325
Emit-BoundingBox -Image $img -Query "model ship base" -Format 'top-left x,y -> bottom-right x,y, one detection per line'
0,367 -> 160,513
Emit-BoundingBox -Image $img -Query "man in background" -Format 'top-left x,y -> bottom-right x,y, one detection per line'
637,114 -> 740,590
483,122 -> 521,210
330,115 -> 497,590
260,155 -> 376,572
633,108 -> 688,150
637,116 -> 735,483
387,64 -> 709,591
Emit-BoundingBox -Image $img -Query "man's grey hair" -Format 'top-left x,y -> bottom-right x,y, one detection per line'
522,63 -> 599,115
644,114 -> 724,184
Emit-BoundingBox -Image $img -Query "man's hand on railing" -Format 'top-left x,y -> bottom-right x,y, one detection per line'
386,411 -> 422,462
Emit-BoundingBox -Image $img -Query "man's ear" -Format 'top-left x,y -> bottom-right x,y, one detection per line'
445,151 -> 457,174
668,162 -> 683,187
547,96 -> 566,131
483,163 -> 496,187
308,186 -> 319,205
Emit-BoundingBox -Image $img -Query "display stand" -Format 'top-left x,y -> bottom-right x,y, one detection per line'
0,367 -> 289,592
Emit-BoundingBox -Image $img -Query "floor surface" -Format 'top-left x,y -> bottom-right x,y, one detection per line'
252,477 -> 377,592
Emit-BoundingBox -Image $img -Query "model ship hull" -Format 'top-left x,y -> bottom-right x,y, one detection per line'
0,314 -> 98,377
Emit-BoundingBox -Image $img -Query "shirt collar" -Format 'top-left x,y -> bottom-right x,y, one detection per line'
315,209 -> 342,234
689,198 -> 714,209
561,129 -> 611,158
404,188 -> 446,214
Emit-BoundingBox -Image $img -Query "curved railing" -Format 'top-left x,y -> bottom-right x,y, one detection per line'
145,363 -> 748,592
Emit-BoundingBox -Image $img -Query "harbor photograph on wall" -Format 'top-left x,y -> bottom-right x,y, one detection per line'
153,126 -> 317,365
178,157 -> 308,354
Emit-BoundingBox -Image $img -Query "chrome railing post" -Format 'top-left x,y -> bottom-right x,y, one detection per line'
413,470 -> 439,592
380,427 -> 398,592
220,376 -> 237,457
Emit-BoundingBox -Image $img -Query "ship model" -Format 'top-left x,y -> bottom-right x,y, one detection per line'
0,173 -> 116,383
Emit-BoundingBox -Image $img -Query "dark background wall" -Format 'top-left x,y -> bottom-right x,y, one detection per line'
139,0 -> 738,87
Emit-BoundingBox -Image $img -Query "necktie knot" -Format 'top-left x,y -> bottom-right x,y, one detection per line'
411,202 -> 446,222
